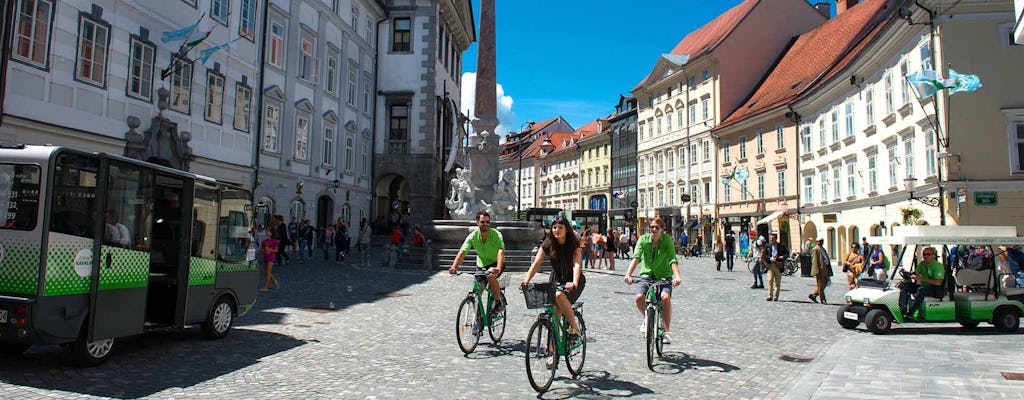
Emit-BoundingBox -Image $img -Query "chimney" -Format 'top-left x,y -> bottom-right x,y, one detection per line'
814,2 -> 831,18
835,0 -> 859,15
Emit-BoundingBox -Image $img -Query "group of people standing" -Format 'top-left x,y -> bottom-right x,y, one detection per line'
257,215 -> 373,292
578,227 -> 634,270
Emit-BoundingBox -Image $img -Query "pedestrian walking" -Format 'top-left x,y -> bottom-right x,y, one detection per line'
764,233 -> 789,301
335,219 -> 350,264
714,237 -> 724,271
809,239 -> 833,304
322,225 -> 334,260
297,220 -> 311,264
618,230 -> 631,259
260,229 -> 279,292
274,215 -> 291,266
357,218 -> 372,267
725,231 -> 736,271
750,237 -> 765,289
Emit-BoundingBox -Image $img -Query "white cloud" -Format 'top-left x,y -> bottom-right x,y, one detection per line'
460,72 -> 516,137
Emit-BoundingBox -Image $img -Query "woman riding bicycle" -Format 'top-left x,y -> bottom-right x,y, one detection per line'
623,217 -> 682,344
521,216 -> 585,341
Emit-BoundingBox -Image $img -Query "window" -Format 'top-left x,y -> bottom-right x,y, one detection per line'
363,76 -> 372,113
691,184 -> 699,204
865,88 -> 875,125
638,158 -> 644,175
702,140 -> 710,161
887,142 -> 898,187
800,126 -> 811,153
656,116 -> 662,134
689,103 -> 697,124
389,104 -> 409,141
920,42 -> 932,70
351,5 -> 359,30
844,102 -> 853,137
756,130 -> 765,154
722,141 -> 730,163
702,99 -> 710,120
322,126 -> 335,166
233,83 -> 251,132
723,181 -> 731,202
739,136 -> 747,159
268,21 -> 285,68
299,37 -> 318,82
169,59 -> 192,113
701,69 -> 709,81
690,144 -> 697,164
868,153 -> 878,192
666,112 -> 672,131
239,0 -> 256,40
687,76 -> 696,89
819,170 -> 828,202
127,36 -> 154,101
777,170 -> 786,197
346,134 -> 354,171
347,63 -> 358,105
211,0 -> 229,25
899,60 -> 910,105
204,71 -> 224,124
13,0 -> 54,68
75,15 -> 109,86
904,137 -> 915,178
757,174 -> 765,199
1012,121 -> 1024,173
833,166 -> 841,199
818,118 -> 825,149
263,103 -> 280,152
803,175 -> 813,204
676,110 -> 683,129
704,181 -> 710,203
776,123 -> 784,149
638,122 -> 645,141
295,116 -> 309,161
740,179 -> 748,201
667,150 -> 675,169
325,54 -> 338,94
847,161 -> 856,196
830,110 -> 839,143
925,129 -> 937,176
884,72 -> 894,115
392,18 -> 411,52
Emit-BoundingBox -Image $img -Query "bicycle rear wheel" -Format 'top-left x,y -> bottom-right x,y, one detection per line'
645,306 -> 658,371
565,310 -> 586,378
525,318 -> 557,393
784,260 -> 798,276
747,258 -> 756,273
455,295 -> 480,354
488,290 -> 506,344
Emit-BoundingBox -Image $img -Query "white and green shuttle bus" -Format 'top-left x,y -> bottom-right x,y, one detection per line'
0,144 -> 258,365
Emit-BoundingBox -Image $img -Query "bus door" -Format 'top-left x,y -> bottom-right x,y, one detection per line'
143,174 -> 193,328
90,160 -> 153,340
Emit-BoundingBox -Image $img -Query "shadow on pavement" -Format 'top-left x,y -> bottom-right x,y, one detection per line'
541,370 -> 654,399
651,351 -> 741,375
881,325 -> 1021,335
0,328 -> 306,398
464,339 -> 526,360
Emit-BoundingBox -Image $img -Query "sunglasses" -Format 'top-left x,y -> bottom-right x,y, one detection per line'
478,220 -> 491,225
923,252 -> 935,256
649,226 -> 662,230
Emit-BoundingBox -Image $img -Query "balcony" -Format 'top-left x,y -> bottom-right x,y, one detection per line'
388,140 -> 408,155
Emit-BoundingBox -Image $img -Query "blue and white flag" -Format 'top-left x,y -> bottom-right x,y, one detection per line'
161,14 -> 204,43
905,69 -> 954,99
947,68 -> 982,95
199,37 -> 242,64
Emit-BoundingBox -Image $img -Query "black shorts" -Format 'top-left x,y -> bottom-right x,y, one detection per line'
555,274 -> 586,303
474,263 -> 502,284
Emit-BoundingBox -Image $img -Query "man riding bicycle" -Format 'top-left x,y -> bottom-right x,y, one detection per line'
623,217 -> 682,344
448,211 -> 507,314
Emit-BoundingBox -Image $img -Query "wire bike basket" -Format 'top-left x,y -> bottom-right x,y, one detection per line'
523,282 -> 555,309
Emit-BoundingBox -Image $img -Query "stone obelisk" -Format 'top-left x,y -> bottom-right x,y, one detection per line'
468,0 -> 500,209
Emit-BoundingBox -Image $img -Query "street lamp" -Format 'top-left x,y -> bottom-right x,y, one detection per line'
903,177 -> 941,207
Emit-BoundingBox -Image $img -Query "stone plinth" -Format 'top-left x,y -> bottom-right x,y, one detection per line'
426,220 -> 545,251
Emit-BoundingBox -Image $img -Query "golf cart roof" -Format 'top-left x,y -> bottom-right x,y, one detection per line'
867,225 -> 1024,246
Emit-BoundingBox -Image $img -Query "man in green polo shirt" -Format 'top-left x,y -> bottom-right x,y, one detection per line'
448,211 -> 507,314
624,217 -> 682,344
899,246 -> 945,320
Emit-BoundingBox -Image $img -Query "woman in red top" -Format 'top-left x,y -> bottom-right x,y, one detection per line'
260,229 -> 279,291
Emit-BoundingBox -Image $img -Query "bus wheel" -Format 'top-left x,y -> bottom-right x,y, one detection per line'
202,296 -> 235,339
0,343 -> 31,357
70,329 -> 114,366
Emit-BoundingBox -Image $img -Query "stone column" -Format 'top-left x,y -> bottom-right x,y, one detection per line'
469,0 -> 499,208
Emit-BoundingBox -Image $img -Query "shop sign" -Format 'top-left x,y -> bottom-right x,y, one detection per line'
974,191 -> 998,206
823,214 -> 837,223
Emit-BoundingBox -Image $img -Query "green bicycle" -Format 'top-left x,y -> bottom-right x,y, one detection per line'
522,281 -> 587,393
639,278 -> 672,371
454,271 -> 508,354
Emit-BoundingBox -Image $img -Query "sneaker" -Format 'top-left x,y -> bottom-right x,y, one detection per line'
491,299 -> 505,315
567,331 -> 580,343
808,294 -> 819,303
639,321 -> 647,333
662,332 -> 672,344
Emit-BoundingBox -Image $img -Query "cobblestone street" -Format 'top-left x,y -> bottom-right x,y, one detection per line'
1,254 -> 1022,399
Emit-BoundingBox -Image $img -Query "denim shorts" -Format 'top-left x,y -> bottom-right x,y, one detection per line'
634,277 -> 673,297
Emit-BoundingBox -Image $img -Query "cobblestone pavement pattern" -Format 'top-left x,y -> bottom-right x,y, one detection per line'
1,254 -> 1022,399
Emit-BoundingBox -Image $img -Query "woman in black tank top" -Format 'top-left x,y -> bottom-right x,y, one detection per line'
521,216 -> 586,339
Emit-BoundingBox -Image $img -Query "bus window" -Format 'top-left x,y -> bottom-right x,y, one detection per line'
105,162 -> 153,250
193,182 -> 218,259
0,164 -> 41,230
50,153 -> 100,238
219,186 -> 251,263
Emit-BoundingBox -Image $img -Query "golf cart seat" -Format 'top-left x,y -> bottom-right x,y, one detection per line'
954,269 -> 994,301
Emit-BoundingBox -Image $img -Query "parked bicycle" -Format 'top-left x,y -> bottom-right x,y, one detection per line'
782,253 -> 800,276
453,270 -> 508,354
521,281 -> 587,393
634,278 -> 673,371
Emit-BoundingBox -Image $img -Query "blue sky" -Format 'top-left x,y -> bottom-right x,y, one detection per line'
460,1 -> 832,136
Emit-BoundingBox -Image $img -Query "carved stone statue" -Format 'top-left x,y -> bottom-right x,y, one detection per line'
481,170 -> 516,219
122,89 -> 195,171
445,168 -> 476,219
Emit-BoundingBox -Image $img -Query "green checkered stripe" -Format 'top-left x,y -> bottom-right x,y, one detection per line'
0,239 -> 41,295
217,260 -> 257,274
44,234 -> 95,296
189,257 -> 217,286
97,246 -> 150,290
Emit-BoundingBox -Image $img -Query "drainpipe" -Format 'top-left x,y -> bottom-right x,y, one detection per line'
371,9 -> 389,222
251,0 -> 271,225
914,0 -> 945,226
0,1 -> 15,127
787,104 -> 802,245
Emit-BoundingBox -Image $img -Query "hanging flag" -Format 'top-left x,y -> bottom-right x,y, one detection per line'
199,37 -> 242,64
185,30 -> 212,48
161,14 -> 204,43
947,68 -> 982,94
613,191 -> 627,199
905,69 -> 954,99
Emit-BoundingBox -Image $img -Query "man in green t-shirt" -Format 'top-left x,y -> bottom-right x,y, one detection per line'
624,217 -> 682,344
899,246 -> 945,320
448,211 -> 507,313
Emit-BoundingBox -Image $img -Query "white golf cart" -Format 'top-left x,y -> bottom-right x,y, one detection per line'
837,225 -> 1024,334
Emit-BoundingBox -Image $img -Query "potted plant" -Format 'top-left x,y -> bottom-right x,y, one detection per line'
900,206 -> 922,225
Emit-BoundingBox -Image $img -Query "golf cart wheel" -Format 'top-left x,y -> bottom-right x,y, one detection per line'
865,309 -> 892,334
959,321 -> 980,330
992,308 -> 1021,333
836,305 -> 860,329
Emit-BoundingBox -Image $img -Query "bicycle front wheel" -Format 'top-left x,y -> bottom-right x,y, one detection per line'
645,306 -> 658,371
784,260 -> 798,276
525,318 -> 557,393
747,258 -> 756,273
455,295 -> 480,354
488,290 -> 506,344
565,311 -> 586,378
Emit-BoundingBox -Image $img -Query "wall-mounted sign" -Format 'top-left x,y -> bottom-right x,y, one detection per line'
974,191 -> 998,206
823,213 -> 837,223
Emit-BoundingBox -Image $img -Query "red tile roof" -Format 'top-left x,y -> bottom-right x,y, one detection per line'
718,0 -> 895,128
